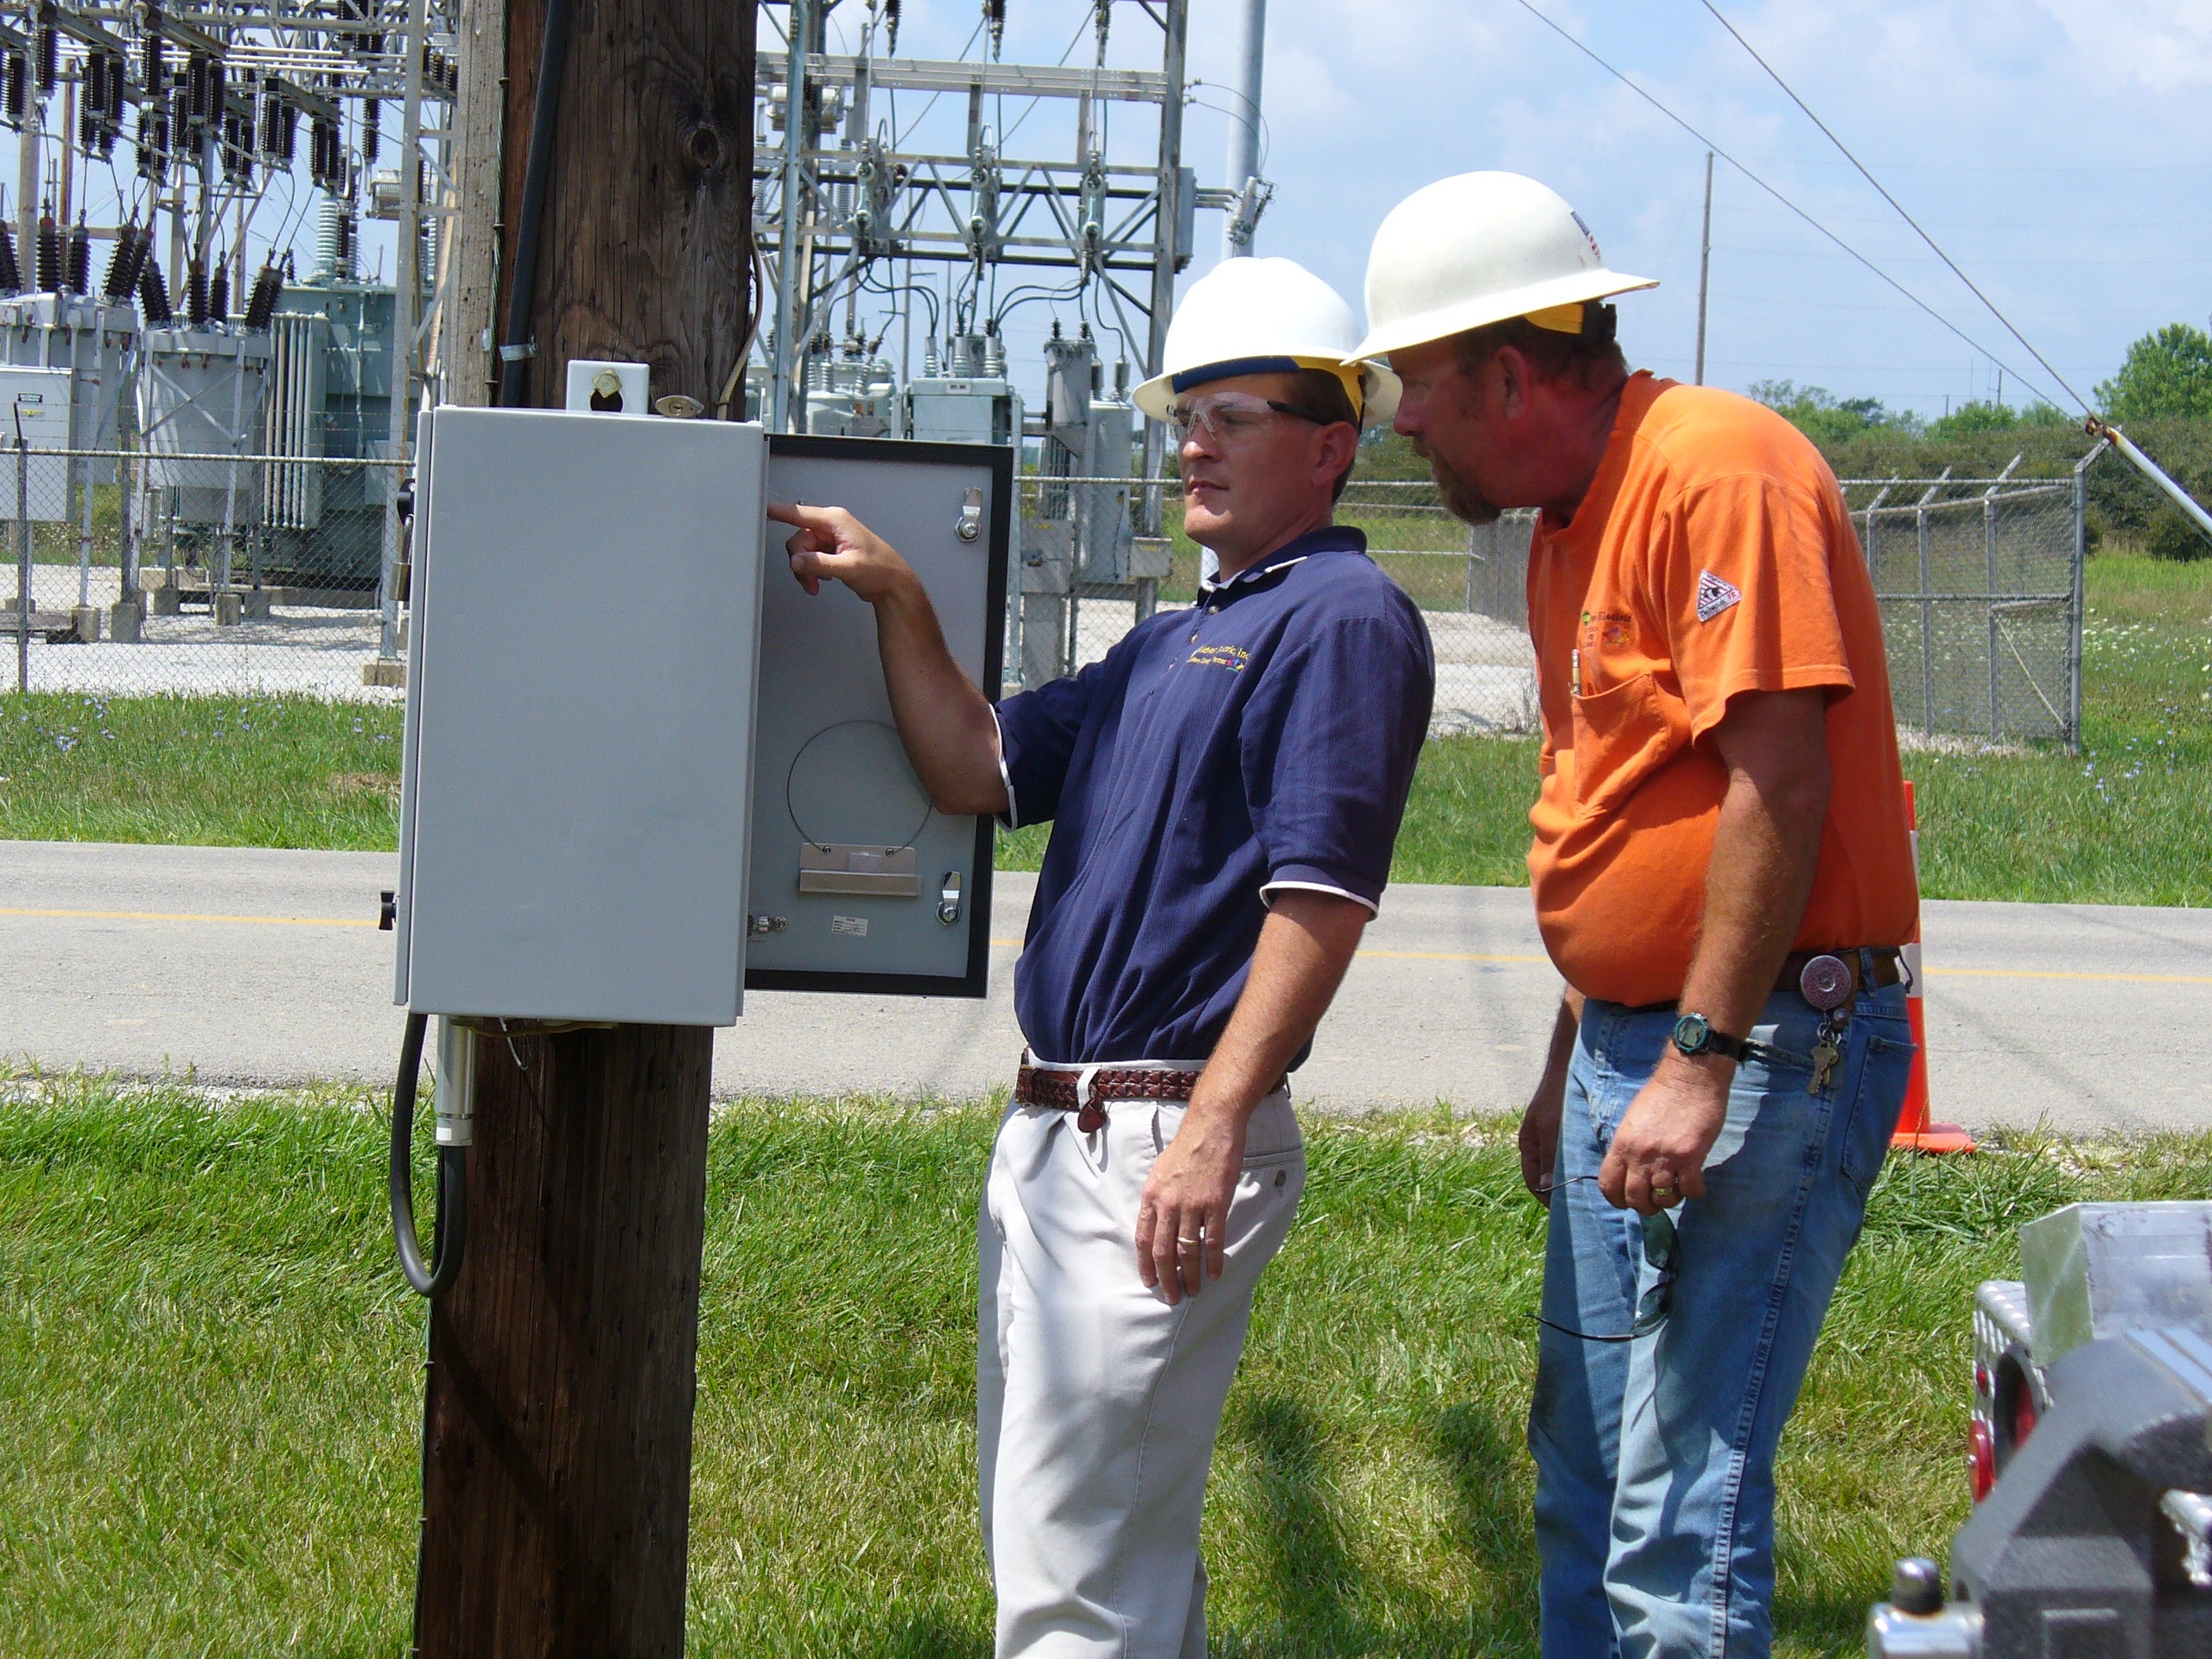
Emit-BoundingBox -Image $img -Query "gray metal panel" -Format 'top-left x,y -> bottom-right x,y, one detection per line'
2020,1201 -> 2212,1370
392,408 -> 435,1008
748,438 -> 1007,990
397,407 -> 766,1024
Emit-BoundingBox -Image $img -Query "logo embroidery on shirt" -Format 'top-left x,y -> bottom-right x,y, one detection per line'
1186,643 -> 1250,672
1695,569 -> 1742,623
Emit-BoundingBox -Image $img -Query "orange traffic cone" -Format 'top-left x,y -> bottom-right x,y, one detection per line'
1892,780 -> 1974,1154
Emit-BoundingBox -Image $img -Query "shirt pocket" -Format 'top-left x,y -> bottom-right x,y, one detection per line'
1567,671 -> 1679,820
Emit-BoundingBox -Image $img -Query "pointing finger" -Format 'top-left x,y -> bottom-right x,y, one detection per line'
765,500 -> 829,530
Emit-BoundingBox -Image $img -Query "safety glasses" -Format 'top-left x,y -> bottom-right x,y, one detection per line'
1166,389 -> 1336,442
1531,1175 -> 1679,1344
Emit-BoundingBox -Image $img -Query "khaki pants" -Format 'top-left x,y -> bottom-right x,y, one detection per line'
977,1088 -> 1304,1658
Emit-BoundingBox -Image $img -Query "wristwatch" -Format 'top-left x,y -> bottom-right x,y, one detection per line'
1671,1012 -> 1751,1063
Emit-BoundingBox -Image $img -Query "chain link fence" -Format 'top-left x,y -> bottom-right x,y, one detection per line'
6,452 -> 2086,749
1843,468 -> 2087,748
1039,466 -> 2088,747
4,446 -> 404,700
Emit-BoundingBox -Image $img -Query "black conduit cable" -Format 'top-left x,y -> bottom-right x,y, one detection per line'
494,0 -> 576,409
390,1009 -> 467,1298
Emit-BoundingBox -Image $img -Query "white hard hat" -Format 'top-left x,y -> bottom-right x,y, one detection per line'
1133,256 -> 1401,429
1349,172 -> 1658,363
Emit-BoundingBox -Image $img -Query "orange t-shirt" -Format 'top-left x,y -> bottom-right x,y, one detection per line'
1524,372 -> 1918,1007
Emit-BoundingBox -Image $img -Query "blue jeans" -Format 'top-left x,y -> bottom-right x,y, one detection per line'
1529,984 -> 1913,1659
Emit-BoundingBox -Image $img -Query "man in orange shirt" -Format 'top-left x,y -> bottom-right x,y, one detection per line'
1355,172 -> 1918,1659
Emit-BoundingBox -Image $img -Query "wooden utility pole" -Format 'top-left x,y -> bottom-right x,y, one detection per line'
1694,150 -> 1713,386
416,0 -> 754,1651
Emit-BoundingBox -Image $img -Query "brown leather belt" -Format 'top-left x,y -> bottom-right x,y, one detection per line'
1015,1065 -> 1205,1132
1778,947 -> 1905,1001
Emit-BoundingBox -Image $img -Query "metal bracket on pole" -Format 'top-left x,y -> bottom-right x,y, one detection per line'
2087,416 -> 2212,551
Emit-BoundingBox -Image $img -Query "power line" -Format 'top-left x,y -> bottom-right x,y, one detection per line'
1506,0 -> 2067,412
1695,0 -> 2091,414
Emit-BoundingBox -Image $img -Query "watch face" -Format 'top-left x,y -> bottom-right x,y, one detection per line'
1672,1014 -> 1710,1053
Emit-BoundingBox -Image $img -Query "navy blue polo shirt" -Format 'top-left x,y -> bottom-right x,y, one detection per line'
995,525 -> 1433,1065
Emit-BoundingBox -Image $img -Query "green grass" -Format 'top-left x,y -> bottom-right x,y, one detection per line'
4,1077 -> 2208,1656
0,692 -> 405,848
3,556 -> 2205,903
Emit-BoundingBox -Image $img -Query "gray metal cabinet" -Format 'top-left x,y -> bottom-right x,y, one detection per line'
394,414 -> 1009,1023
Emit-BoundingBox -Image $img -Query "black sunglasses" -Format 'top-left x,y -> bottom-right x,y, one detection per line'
1530,1176 -> 1679,1344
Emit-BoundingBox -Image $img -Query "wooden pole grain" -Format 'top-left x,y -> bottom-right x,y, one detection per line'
416,0 -> 753,1648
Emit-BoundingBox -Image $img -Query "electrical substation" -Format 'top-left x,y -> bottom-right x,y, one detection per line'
752,0 -> 1268,690
0,0 -> 448,658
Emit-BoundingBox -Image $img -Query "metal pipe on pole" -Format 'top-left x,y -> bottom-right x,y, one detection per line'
1220,0 -> 1263,260
2088,417 -> 2212,549
772,0 -> 809,434
1694,151 -> 1713,385
378,0 -> 431,664
1139,0 -> 1185,537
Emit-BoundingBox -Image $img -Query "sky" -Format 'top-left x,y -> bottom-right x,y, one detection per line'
833,0 -> 2212,427
17,0 -> 2209,432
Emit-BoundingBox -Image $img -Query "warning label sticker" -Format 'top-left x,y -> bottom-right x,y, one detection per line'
831,915 -> 869,938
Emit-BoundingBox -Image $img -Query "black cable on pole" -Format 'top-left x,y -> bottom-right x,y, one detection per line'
495,0 -> 576,409
1510,0 -> 2066,413
390,1010 -> 467,1299
1695,0 -> 2090,415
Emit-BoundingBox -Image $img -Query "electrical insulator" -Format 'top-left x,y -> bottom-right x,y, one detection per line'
360,97 -> 378,163
85,53 -> 105,122
142,27 -> 164,103
334,211 -> 353,269
36,208 -> 59,294
79,99 -> 98,151
105,53 -> 124,123
186,54 -> 207,123
35,20 -> 56,94
100,220 -> 135,299
0,223 -> 20,297
185,256 -> 207,326
137,256 -> 172,325
169,81 -> 188,145
984,0 -> 1006,58
207,60 -> 225,122
242,260 -> 282,330
4,53 -> 26,125
66,219 -> 87,296
310,115 -> 334,186
884,0 -> 901,55
207,260 -> 228,322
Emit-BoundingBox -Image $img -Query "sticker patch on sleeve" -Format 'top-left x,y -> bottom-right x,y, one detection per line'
1695,569 -> 1742,623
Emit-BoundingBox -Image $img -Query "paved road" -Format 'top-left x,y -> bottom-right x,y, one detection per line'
4,839 -> 2209,1132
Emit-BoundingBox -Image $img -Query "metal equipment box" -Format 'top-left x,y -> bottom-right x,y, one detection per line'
394,406 -> 769,1025
747,434 -> 1011,997
394,414 -> 1011,1022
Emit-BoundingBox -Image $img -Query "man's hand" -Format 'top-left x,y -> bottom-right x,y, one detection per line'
1133,889 -> 1369,1303
767,501 -> 918,603
1599,1052 -> 1732,1214
1594,686 -> 1832,1217
1136,1101 -> 1248,1304
762,499 -> 1008,817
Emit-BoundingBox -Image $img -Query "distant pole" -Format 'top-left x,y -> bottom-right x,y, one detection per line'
1694,150 -> 1713,386
1220,0 -> 1265,259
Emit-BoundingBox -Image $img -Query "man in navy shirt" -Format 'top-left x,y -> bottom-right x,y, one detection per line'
767,257 -> 1433,1658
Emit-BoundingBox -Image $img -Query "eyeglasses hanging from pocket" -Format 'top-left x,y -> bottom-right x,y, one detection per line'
1529,1176 -> 1678,1344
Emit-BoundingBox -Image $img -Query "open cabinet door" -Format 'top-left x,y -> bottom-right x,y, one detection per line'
747,435 -> 1013,998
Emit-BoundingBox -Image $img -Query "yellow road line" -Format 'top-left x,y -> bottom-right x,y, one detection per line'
0,906 -> 376,928
1923,965 -> 2212,986
16,914 -> 2212,986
